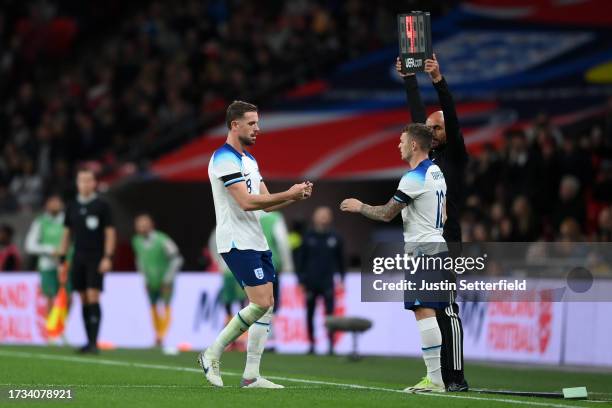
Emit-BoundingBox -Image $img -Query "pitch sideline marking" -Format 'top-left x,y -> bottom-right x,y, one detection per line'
0,350 -> 589,408
0,383 -> 327,390
0,383 -> 214,389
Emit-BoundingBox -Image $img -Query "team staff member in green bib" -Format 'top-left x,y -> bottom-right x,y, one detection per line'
132,214 -> 183,347
25,194 -> 72,314
208,229 -> 248,351
259,211 -> 294,279
259,211 -> 293,350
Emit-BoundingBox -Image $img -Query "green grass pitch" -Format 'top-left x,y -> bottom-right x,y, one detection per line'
0,345 -> 610,407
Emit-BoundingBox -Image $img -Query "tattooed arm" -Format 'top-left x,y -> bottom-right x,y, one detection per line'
340,197 -> 406,222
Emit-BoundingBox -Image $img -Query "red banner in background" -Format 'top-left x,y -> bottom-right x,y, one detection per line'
1,273 -> 612,367
0,278 -> 47,343
486,300 -> 552,354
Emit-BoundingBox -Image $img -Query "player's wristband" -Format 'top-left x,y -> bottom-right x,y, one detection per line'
104,254 -> 114,261
59,255 -> 66,263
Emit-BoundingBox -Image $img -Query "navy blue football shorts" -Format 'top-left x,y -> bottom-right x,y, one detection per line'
221,249 -> 276,288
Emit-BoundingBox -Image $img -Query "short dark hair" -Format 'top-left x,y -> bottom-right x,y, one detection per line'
402,123 -> 433,151
226,100 -> 258,129
135,212 -> 152,221
77,168 -> 96,178
45,192 -> 63,201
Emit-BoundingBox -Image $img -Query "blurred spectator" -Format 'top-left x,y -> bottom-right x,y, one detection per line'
488,202 -> 506,241
0,185 -> 18,213
553,175 -> 586,230
529,129 -> 560,217
555,218 -> 589,259
498,217 -> 515,242
501,130 -> 536,200
526,112 -> 563,145
557,218 -> 584,242
558,134 -> 593,188
45,159 -> 73,198
593,160 -> 612,203
466,143 -> 500,204
511,196 -> 540,241
298,206 -> 345,355
0,224 -> 21,271
471,222 -> 490,242
594,206 -> 612,242
9,158 -> 43,211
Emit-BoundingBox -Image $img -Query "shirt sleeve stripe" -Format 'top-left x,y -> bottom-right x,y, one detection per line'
221,172 -> 243,183
224,177 -> 245,187
394,190 -> 412,204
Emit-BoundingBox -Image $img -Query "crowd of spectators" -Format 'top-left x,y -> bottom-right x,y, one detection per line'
0,1 -> 610,271
1,0 -> 412,213
461,110 -> 612,243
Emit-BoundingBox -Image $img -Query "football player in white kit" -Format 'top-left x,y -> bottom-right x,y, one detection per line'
340,123 -> 448,393
199,100 -> 312,389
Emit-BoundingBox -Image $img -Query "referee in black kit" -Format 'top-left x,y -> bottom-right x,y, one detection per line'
59,169 -> 115,354
396,54 -> 469,391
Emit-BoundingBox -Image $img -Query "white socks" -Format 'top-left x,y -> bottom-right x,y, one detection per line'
417,317 -> 443,386
206,303 -> 274,380
243,307 -> 273,379
207,303 -> 268,359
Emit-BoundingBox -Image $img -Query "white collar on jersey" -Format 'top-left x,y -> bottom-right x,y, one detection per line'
77,193 -> 98,204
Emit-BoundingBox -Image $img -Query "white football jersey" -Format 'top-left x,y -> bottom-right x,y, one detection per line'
393,159 -> 448,255
208,143 -> 269,253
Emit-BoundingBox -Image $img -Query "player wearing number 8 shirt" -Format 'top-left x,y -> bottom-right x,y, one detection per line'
198,100 -> 313,389
341,123 -> 448,393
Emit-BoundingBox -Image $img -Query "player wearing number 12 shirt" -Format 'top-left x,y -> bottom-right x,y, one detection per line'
341,123 -> 448,393
396,53 -> 469,392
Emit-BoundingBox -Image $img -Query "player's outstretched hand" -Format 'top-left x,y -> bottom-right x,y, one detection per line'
288,183 -> 310,200
424,53 -> 442,82
340,198 -> 363,213
395,57 -> 415,78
